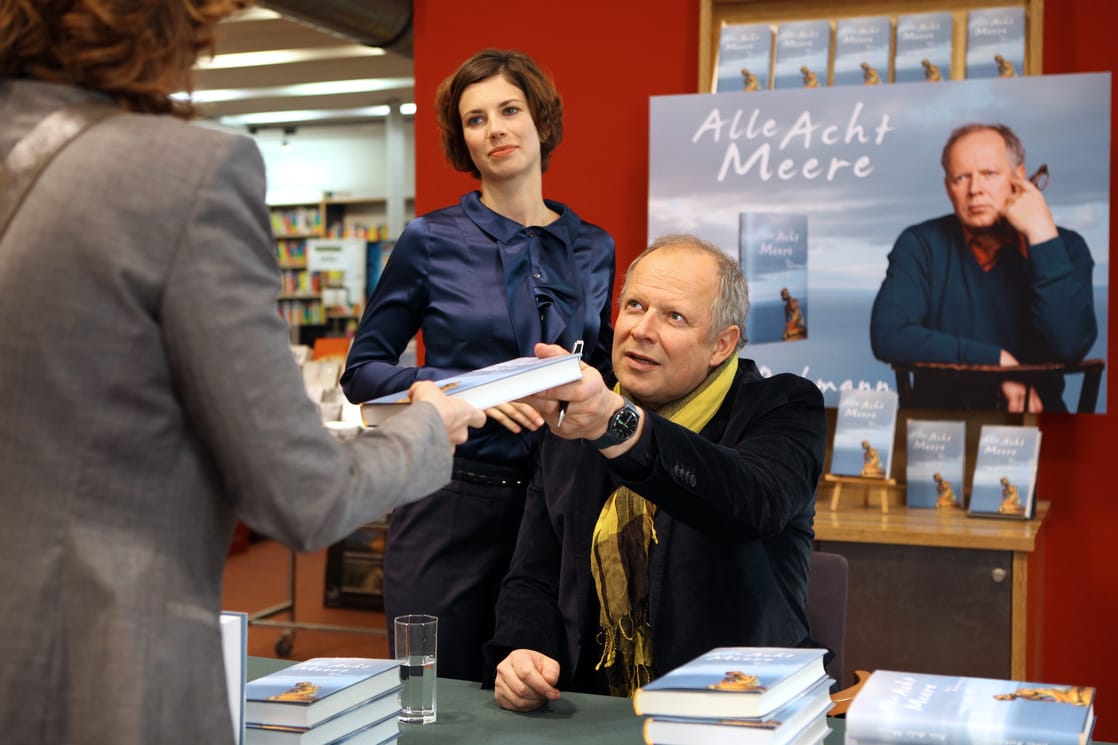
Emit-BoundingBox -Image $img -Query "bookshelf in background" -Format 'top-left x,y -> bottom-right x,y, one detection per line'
268,194 -> 413,344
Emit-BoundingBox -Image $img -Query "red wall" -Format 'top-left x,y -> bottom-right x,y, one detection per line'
414,1 -> 1117,737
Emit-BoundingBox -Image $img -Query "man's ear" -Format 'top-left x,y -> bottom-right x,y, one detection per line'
709,325 -> 741,367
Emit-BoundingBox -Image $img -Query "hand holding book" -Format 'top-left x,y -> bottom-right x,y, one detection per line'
408,381 -> 487,448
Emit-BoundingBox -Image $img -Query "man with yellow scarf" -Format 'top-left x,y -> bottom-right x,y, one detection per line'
482,234 -> 827,711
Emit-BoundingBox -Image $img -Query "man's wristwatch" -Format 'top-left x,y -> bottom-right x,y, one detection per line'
589,399 -> 641,449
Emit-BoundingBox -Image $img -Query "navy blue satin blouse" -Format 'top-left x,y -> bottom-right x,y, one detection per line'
341,191 -> 615,466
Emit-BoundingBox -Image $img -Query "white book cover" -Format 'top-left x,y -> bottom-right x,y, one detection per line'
221,610 -> 249,745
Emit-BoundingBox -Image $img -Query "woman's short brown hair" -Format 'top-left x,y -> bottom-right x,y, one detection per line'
0,0 -> 249,117
434,48 -> 564,178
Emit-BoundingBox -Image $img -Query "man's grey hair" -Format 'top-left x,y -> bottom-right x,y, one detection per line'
621,233 -> 749,350
940,122 -> 1026,173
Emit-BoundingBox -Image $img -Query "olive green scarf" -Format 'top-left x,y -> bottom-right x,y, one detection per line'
590,355 -> 738,696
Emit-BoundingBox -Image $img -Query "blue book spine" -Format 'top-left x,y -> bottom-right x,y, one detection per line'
832,16 -> 892,87
714,23 -> 773,92
894,12 -> 953,83
738,212 -> 808,346
905,420 -> 965,509
966,7 -> 1026,80
773,20 -> 832,90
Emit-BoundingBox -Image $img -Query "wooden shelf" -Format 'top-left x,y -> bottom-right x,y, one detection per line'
814,500 -> 1048,552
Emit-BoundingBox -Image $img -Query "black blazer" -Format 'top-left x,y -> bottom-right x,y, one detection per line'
484,360 -> 826,691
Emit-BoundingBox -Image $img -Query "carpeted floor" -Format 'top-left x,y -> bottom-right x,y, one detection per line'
221,538 -> 390,661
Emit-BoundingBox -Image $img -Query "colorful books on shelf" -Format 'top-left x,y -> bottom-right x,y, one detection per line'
967,425 -> 1041,520
640,676 -> 833,745
738,212 -> 809,345
829,389 -> 899,479
845,670 -> 1096,745
245,690 -> 400,745
713,22 -> 774,93
244,658 -> 401,729
905,419 -> 965,510
360,350 -> 584,427
894,12 -> 953,84
832,16 -> 891,87
773,20 -> 832,90
633,647 -> 828,720
965,6 -> 1027,80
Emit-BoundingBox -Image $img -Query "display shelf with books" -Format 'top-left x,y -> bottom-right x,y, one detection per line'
698,0 -> 1043,93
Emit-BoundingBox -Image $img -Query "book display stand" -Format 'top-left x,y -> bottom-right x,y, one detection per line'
824,473 -> 899,513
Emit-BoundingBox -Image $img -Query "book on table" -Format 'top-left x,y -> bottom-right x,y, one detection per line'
641,676 -> 833,745
967,424 -> 1041,520
845,669 -> 1096,745
904,419 -> 965,510
221,611 -> 249,745
829,389 -> 898,479
633,647 -> 828,720
360,349 -> 584,427
245,689 -> 399,745
245,657 -> 400,729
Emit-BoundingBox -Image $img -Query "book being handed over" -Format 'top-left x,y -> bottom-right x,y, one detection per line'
360,343 -> 584,427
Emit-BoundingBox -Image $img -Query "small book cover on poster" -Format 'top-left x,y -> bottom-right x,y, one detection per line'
633,647 -> 828,720
832,16 -> 892,87
966,6 -> 1026,80
968,425 -> 1041,520
738,212 -> 808,346
221,611 -> 249,745
830,389 -> 899,479
641,677 -> 833,745
245,695 -> 399,745
773,20 -> 832,90
894,12 -> 953,84
846,670 -> 1096,745
360,350 -> 583,427
245,657 -> 401,728
905,419 -> 965,510
713,22 -> 774,93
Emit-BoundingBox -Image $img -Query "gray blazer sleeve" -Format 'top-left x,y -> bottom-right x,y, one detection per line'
160,134 -> 453,550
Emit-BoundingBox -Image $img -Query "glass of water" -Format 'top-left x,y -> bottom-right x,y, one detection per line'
394,614 -> 437,724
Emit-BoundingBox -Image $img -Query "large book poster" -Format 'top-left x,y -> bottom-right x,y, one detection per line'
651,73 -> 1110,412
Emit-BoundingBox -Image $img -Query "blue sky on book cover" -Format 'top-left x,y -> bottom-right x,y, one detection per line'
830,389 -> 897,477
966,7 -> 1026,80
715,22 -> 773,93
894,12 -> 953,84
647,73 -> 1110,411
739,211 -> 808,345
245,658 -> 398,703
847,670 -> 1095,745
832,16 -> 891,87
773,20 -> 831,90
968,425 -> 1041,517
643,648 -> 825,694
905,419 -> 965,509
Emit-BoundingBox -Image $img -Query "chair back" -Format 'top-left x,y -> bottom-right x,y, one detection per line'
806,550 -> 849,687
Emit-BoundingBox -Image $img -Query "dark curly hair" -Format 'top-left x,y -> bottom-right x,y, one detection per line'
0,0 -> 250,118
434,48 -> 564,178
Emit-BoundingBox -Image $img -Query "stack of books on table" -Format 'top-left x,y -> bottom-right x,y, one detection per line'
632,647 -> 832,745
846,670 -> 1096,745
244,658 -> 402,745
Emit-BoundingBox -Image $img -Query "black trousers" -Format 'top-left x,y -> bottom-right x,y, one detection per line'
384,461 -> 529,682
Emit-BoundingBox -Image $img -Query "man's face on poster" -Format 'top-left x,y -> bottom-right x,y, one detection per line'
943,129 -> 1028,232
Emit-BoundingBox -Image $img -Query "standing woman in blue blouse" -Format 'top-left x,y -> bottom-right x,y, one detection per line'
341,48 -> 616,681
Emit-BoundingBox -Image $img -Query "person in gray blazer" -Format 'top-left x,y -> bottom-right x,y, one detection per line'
0,1 -> 484,743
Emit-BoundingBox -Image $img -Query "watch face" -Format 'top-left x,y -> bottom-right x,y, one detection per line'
592,401 -> 640,448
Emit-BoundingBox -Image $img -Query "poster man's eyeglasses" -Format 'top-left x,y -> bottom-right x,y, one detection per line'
1028,163 -> 1050,191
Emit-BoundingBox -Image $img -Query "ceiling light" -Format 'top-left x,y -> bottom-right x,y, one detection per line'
195,45 -> 384,71
219,106 -> 399,127
183,77 -> 413,104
